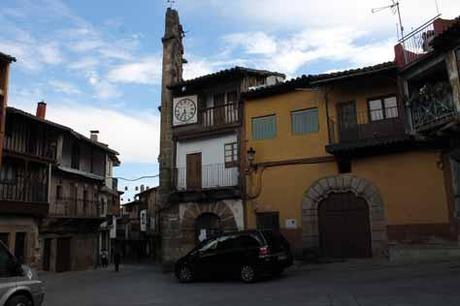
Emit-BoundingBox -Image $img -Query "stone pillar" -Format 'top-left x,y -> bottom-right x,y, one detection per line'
158,8 -> 184,264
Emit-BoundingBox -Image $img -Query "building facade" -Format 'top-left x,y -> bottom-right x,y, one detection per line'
242,17 -> 460,260
158,8 -> 285,264
40,127 -> 120,272
0,105 -> 60,268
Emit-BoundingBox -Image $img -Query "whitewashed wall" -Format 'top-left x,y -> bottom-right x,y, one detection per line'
176,134 -> 238,190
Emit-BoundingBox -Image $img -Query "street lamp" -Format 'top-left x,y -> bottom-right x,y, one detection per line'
247,147 -> 256,170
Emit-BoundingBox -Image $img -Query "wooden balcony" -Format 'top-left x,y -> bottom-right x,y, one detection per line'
327,106 -> 408,154
0,179 -> 49,217
173,103 -> 240,138
49,197 -> 103,219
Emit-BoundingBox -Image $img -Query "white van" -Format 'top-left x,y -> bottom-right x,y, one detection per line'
0,241 -> 44,306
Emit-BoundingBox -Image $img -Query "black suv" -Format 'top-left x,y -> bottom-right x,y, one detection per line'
175,230 -> 293,283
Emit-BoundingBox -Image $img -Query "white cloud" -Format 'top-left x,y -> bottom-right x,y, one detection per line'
45,103 -> 159,164
223,32 -> 277,55
107,56 -> 162,85
49,80 -> 81,95
183,59 -> 214,80
38,42 -> 64,64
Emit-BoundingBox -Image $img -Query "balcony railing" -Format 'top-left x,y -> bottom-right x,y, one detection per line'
410,82 -> 457,131
0,179 -> 47,203
201,103 -> 239,128
49,197 -> 101,218
329,106 -> 406,145
395,16 -> 453,67
175,163 -> 238,191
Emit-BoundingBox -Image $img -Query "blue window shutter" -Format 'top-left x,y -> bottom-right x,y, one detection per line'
292,108 -> 319,134
252,115 -> 276,140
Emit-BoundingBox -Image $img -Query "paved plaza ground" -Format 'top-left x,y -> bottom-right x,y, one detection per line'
40,259 -> 460,306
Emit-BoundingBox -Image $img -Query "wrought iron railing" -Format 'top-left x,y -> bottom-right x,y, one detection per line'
175,163 -> 239,191
329,106 -> 406,144
49,197 -> 101,218
409,82 -> 456,130
201,103 -> 239,128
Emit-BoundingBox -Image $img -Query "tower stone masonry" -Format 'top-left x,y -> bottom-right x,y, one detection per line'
158,8 -> 184,264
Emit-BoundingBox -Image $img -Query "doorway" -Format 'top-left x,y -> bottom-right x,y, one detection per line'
186,153 -> 202,190
319,192 -> 371,258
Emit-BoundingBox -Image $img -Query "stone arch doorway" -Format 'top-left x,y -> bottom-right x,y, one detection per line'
302,175 -> 386,257
195,213 -> 222,242
319,192 -> 371,258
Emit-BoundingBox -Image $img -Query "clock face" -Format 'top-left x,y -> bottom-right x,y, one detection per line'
174,98 -> 197,123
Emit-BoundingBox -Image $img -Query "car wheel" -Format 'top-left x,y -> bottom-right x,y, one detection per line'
176,264 -> 193,283
6,295 -> 32,306
240,265 -> 257,283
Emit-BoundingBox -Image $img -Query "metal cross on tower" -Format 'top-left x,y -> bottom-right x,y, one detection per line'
167,0 -> 175,8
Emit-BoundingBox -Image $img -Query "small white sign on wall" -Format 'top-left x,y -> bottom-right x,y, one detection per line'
173,95 -> 198,126
285,219 -> 297,229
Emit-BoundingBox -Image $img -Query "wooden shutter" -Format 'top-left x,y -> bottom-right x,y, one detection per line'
292,108 -> 319,134
252,115 -> 277,140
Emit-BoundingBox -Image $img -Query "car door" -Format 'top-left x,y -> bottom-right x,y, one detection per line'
195,238 -> 219,277
214,236 -> 238,276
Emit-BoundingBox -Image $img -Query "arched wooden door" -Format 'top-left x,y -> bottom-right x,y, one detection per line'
319,192 -> 371,258
195,213 -> 222,243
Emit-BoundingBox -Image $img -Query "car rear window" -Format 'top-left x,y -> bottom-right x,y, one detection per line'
261,230 -> 289,251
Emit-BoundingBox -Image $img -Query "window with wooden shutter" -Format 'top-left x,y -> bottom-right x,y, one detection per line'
291,108 -> 319,135
252,115 -> 276,140
224,142 -> 238,168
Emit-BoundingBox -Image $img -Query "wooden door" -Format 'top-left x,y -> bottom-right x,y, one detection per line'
56,237 -> 71,272
43,238 -> 51,271
213,93 -> 225,126
338,101 -> 358,142
186,153 -> 202,190
319,192 -> 371,258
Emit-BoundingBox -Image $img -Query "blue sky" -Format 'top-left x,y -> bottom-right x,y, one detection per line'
1,0 -> 459,202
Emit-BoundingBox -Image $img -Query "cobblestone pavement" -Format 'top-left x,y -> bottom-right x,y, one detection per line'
40,259 -> 460,306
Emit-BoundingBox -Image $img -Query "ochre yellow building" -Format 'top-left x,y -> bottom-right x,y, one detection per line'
242,63 -> 455,258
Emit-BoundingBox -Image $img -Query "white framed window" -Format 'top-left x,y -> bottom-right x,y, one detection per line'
224,142 -> 238,168
368,96 -> 398,121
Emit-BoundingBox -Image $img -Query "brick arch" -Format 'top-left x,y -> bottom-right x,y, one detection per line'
181,201 -> 238,233
301,175 -> 387,256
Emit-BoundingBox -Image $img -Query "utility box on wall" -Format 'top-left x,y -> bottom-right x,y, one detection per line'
285,219 -> 297,229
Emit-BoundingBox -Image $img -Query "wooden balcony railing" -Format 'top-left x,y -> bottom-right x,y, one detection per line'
329,106 -> 406,145
201,103 -> 239,128
0,179 -> 47,203
409,82 -> 457,131
175,163 -> 239,191
49,197 -> 102,218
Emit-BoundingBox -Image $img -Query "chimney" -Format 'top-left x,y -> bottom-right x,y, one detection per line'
36,101 -> 47,119
90,130 -> 99,142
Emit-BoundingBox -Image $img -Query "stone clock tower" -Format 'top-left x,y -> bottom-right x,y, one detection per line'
158,8 -> 184,263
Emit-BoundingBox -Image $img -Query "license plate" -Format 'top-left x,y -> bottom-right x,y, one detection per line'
278,254 -> 287,260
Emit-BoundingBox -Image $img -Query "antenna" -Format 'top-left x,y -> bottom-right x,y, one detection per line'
372,0 -> 404,39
